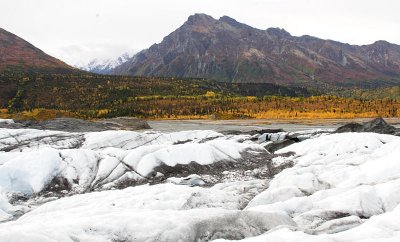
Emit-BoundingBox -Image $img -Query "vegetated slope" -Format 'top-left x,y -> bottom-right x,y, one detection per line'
1,71 -> 400,120
114,14 -> 400,89
340,86 -> 400,100
0,71 -> 311,112
0,27 -> 73,71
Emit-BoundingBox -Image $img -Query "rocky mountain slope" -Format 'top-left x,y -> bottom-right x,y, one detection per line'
0,27 -> 72,71
114,14 -> 400,88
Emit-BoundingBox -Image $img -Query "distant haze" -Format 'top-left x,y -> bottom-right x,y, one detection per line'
1,0 -> 399,65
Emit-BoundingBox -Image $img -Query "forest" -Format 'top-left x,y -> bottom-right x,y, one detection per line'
0,70 -> 399,120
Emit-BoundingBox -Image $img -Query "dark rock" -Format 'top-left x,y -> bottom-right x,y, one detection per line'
221,129 -> 285,136
149,149 -> 276,186
335,117 -> 398,135
101,117 -> 151,130
173,139 -> 193,145
335,122 -> 363,133
221,130 -> 247,135
39,177 -> 72,197
265,139 -> 297,153
248,129 -> 286,136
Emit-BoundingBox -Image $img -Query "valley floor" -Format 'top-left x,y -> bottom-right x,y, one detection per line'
0,118 -> 399,241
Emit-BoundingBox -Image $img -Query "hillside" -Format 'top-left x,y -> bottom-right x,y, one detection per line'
0,71 -> 311,112
1,71 -> 399,120
0,27 -> 72,71
113,14 -> 400,89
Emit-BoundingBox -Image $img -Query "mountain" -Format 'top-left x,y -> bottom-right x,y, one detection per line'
76,53 -> 132,74
113,14 -> 400,88
0,27 -> 72,72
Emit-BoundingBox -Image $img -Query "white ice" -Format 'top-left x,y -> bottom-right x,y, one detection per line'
0,119 -> 14,124
1,127 -> 400,242
240,132 -> 400,241
0,128 -> 265,223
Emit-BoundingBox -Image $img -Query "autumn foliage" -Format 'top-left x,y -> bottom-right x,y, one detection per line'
1,71 -> 399,120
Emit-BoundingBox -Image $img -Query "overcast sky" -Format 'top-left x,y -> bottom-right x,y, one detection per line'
1,0 -> 399,66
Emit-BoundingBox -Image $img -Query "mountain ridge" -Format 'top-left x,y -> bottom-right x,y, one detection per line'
113,13 -> 400,88
0,27 -> 73,71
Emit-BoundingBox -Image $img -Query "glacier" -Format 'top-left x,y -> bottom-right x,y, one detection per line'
0,121 -> 399,241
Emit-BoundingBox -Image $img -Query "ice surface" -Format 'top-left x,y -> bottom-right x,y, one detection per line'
240,132 -> 400,241
0,149 -> 62,195
0,128 -> 265,223
0,127 -> 399,241
0,119 -> 14,124
0,129 -> 260,195
0,128 -> 84,151
0,183 -> 294,241
213,204 -> 400,242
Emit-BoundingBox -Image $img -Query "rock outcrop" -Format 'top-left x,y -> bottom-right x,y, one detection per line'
336,117 -> 399,135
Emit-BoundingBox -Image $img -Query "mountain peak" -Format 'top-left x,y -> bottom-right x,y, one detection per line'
372,40 -> 392,47
186,13 -> 215,25
219,15 -> 248,28
266,27 -> 291,38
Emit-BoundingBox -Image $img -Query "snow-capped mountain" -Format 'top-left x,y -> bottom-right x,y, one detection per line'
76,53 -> 132,74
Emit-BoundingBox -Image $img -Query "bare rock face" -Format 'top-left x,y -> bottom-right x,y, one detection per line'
335,117 -> 398,135
114,14 -> 400,88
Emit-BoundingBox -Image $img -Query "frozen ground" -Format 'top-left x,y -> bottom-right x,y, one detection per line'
0,118 -> 399,241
